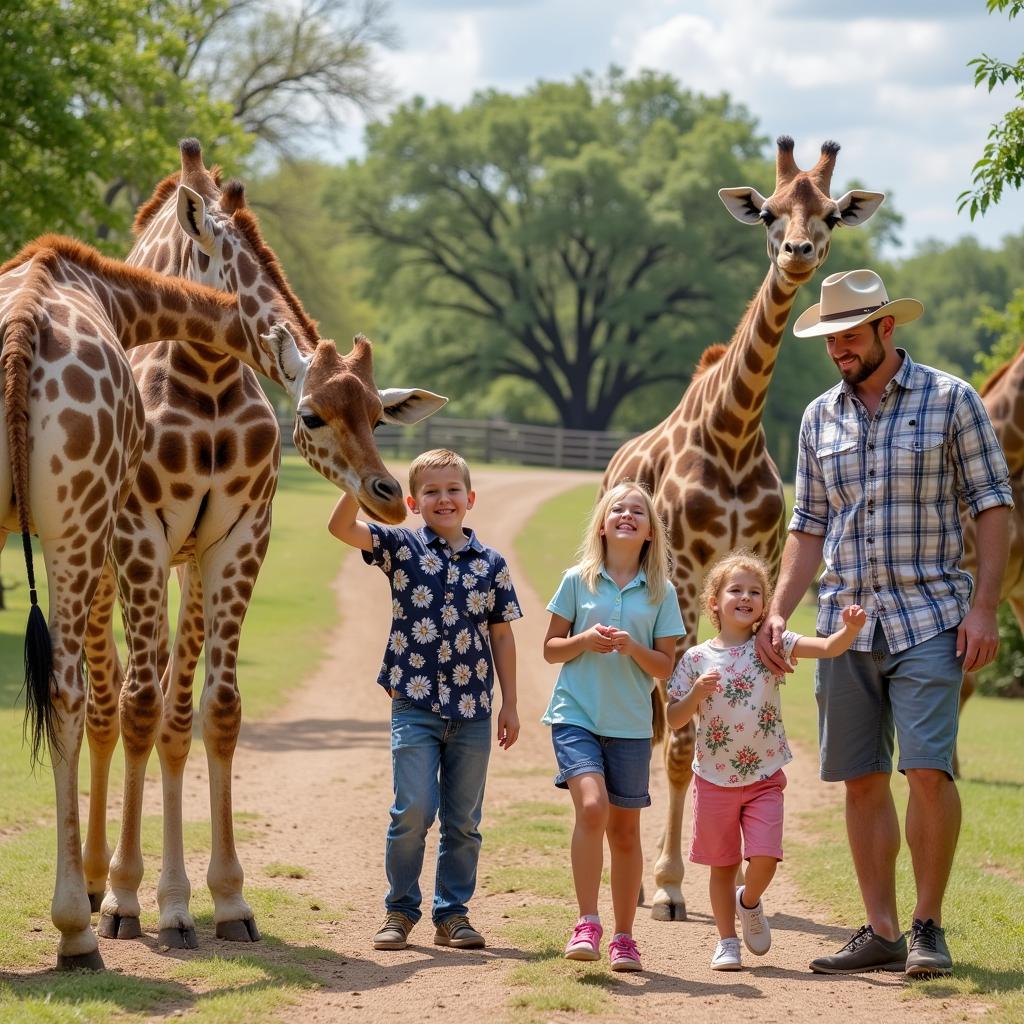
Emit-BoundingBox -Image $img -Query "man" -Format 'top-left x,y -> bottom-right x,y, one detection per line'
756,269 -> 1012,979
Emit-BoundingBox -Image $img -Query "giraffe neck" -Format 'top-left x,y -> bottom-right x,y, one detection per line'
12,237 -> 291,388
694,268 -> 802,450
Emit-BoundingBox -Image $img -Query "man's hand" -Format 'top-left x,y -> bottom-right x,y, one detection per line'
496,705 -> 520,750
755,612 -> 795,675
957,606 -> 999,674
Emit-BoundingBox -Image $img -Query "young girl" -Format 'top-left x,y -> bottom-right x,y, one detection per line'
667,551 -> 865,971
542,482 -> 685,972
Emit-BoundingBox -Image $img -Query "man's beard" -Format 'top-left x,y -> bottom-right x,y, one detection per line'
836,329 -> 886,385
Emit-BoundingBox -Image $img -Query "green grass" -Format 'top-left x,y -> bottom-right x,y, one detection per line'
514,480 -> 1024,1020
263,863 -> 309,880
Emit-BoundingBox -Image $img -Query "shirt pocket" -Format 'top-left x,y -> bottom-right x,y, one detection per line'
890,431 -> 945,501
814,436 -> 860,508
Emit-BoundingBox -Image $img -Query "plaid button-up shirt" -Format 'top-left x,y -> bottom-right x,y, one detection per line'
789,350 -> 1013,654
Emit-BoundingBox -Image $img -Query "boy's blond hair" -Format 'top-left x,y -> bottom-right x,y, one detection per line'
577,481 -> 671,604
701,550 -> 774,631
408,448 -> 472,496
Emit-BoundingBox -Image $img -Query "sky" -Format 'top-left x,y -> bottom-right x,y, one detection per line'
329,0 -> 1023,257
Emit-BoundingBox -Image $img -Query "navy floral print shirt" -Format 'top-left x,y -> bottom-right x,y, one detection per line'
363,524 -> 522,720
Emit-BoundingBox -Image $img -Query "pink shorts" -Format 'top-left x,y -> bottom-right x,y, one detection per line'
689,769 -> 786,866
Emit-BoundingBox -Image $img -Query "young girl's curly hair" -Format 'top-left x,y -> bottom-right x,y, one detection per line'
701,550 -> 774,631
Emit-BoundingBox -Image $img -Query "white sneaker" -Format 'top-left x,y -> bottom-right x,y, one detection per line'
736,886 -> 772,955
711,937 -> 742,970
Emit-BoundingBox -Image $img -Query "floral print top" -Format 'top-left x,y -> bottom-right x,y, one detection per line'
667,633 -> 798,786
363,524 -> 522,720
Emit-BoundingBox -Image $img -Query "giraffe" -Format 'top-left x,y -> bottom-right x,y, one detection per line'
603,137 -> 884,921
0,234 -> 320,969
957,343 -> 1024,773
78,139 -> 446,951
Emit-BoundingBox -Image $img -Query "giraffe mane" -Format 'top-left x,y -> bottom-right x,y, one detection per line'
693,344 -> 728,375
1,235 -> 238,313
230,208 -> 320,348
133,171 -> 183,234
980,344 -> 1024,397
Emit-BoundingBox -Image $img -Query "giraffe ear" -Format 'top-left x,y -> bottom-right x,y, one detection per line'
833,189 -> 886,227
176,184 -> 217,254
379,388 -> 448,426
260,323 -> 310,400
718,187 -> 769,225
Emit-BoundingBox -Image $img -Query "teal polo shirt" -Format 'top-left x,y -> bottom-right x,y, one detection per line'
542,565 -> 685,739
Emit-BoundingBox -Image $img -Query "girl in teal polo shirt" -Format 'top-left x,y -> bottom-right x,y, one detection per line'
542,481 -> 684,973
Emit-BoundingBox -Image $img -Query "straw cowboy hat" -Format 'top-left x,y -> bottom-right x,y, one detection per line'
793,268 -> 924,338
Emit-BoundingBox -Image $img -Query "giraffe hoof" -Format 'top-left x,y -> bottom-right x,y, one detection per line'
57,949 -> 105,971
158,926 -> 199,949
98,913 -> 143,940
651,900 -> 687,922
216,918 -> 261,942
88,892 -> 105,914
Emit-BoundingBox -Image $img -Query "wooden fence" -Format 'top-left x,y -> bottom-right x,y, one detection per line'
278,414 -> 636,471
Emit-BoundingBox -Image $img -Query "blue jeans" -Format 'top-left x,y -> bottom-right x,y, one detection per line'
386,698 -> 492,924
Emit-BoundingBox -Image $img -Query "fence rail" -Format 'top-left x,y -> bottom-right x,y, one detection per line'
278,415 -> 637,471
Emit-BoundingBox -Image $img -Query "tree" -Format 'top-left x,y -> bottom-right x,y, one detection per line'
0,0 -> 247,251
958,0 -> 1024,218
329,70 -> 772,431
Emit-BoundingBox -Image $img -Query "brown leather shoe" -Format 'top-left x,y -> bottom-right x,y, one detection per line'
373,911 -> 415,950
434,914 -> 485,949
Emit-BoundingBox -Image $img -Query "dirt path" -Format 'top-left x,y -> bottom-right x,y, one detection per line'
97,467 -> 976,1022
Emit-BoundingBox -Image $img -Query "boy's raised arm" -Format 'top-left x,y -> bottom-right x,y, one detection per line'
328,492 -> 374,552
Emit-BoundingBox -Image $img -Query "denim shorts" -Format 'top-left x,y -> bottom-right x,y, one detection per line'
550,724 -> 651,808
815,623 -> 963,781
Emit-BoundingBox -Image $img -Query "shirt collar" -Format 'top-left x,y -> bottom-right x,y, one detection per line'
420,526 -> 484,553
598,565 -> 648,590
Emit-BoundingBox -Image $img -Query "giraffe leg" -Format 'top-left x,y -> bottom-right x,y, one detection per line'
39,535 -> 111,970
651,715 -> 695,921
155,561 -> 205,949
198,509 -> 271,942
83,564 -> 123,913
99,542 -> 171,941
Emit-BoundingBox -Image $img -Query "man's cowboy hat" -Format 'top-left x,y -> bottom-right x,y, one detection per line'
793,268 -> 924,338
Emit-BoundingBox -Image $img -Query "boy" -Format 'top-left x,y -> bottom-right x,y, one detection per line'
329,448 -> 521,951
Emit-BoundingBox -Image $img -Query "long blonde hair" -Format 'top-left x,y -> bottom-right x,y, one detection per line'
577,482 -> 671,603
701,550 -> 774,631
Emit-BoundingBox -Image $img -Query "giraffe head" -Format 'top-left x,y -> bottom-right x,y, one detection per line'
719,136 -> 885,286
133,138 -> 446,524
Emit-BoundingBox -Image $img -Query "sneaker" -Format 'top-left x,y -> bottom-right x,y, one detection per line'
564,918 -> 603,961
433,914 -> 485,949
609,934 -> 643,972
373,911 -> 415,950
736,886 -> 772,955
711,937 -> 743,971
905,918 -> 952,978
809,924 -> 907,974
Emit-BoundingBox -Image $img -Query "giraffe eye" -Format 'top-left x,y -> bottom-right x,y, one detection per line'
759,208 -> 776,226
300,412 -> 326,430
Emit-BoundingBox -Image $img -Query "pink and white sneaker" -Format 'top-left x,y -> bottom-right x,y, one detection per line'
609,934 -> 643,972
564,918 -> 603,961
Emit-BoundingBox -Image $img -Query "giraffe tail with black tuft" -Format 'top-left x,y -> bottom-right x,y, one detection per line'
1,286 -> 56,768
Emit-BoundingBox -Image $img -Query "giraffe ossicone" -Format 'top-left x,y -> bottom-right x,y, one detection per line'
603,136 -> 884,923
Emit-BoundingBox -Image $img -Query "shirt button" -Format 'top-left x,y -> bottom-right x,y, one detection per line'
867,537 -> 874,544
873,585 -> 881,592
445,593 -> 453,601
868,469 -> 875,477
867,443 -> 874,451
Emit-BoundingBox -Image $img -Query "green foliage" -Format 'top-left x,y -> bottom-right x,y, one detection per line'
976,603 -> 1024,697
0,0 -> 249,252
329,68 -> 775,430
958,0 -> 1024,219
972,282 -> 1024,388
